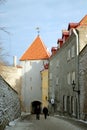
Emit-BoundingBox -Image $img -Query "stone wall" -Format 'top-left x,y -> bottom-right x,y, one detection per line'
0,65 -> 23,111
0,65 -> 22,97
0,76 -> 21,130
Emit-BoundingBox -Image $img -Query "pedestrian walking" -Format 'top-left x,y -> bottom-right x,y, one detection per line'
36,105 -> 41,120
43,106 -> 48,119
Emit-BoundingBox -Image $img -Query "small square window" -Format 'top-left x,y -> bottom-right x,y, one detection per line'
72,71 -> 75,82
71,46 -> 75,58
67,72 -> 70,85
67,49 -> 70,61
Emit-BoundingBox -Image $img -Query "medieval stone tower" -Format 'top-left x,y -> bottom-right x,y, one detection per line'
20,35 -> 50,113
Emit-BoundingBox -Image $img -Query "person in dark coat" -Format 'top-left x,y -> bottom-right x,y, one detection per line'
43,106 -> 48,119
36,105 -> 41,120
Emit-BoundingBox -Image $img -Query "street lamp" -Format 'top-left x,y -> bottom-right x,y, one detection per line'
72,80 -> 80,94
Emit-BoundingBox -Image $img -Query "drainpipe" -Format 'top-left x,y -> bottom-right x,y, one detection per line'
73,29 -> 80,119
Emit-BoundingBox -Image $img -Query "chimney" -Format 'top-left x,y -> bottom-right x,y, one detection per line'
44,63 -> 49,69
51,47 -> 57,56
62,30 -> 69,43
57,39 -> 63,48
13,56 -> 17,67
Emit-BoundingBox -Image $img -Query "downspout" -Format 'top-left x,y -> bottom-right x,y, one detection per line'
73,29 -> 80,119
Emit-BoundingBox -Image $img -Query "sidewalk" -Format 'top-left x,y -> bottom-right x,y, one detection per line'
54,114 -> 87,128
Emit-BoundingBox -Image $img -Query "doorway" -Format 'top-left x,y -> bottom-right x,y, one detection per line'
31,101 -> 42,114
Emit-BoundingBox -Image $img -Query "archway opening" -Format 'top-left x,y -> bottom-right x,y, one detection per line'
31,101 -> 42,114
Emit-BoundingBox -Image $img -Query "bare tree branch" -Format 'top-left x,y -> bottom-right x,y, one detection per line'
0,27 -> 10,34
0,0 -> 9,67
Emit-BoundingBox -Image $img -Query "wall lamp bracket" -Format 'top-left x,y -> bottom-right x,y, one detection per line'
72,80 -> 80,94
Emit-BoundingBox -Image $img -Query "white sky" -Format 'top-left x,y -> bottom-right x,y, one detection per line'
0,0 -> 87,64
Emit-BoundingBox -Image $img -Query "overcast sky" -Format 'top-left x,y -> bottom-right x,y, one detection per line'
0,0 -> 87,64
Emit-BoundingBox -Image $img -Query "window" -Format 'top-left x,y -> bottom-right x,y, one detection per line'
30,86 -> 32,90
72,71 -> 75,82
30,77 -> 32,81
67,49 -> 70,61
63,95 -> 67,111
56,60 -> 59,67
71,46 -> 75,58
67,72 -> 70,85
49,73 -> 52,80
50,62 -> 52,66
56,78 -> 59,85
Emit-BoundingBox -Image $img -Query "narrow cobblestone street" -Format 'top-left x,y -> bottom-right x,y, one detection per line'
5,114 -> 87,130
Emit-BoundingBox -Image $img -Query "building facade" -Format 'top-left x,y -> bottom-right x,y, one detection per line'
48,15 -> 87,119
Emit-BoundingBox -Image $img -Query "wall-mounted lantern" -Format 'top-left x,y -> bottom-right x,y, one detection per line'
51,98 -> 55,105
72,80 -> 80,94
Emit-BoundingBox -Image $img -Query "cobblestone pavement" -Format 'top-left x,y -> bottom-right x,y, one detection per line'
5,114 -> 87,130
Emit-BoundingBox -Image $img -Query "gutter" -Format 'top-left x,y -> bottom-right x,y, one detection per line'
72,29 -> 80,119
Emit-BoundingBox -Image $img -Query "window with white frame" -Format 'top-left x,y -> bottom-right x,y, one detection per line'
56,77 -> 59,85
63,96 -> 67,111
72,71 -> 75,82
67,72 -> 70,85
71,46 -> 75,58
67,49 -> 70,61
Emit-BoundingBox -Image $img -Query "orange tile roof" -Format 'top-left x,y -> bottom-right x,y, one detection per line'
20,36 -> 50,61
79,15 -> 87,26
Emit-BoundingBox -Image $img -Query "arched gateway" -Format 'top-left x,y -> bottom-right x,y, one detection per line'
31,101 -> 42,114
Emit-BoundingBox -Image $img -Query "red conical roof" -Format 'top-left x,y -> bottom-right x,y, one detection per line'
20,36 -> 50,61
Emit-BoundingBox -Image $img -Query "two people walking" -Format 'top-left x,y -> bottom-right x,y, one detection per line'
36,105 -> 48,120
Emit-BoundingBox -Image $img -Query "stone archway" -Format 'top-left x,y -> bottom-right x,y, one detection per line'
31,101 -> 42,114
